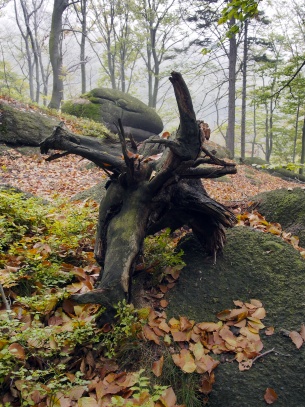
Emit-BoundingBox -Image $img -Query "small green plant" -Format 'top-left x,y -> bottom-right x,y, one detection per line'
143,228 -> 185,282
101,300 -> 143,357
110,369 -> 168,407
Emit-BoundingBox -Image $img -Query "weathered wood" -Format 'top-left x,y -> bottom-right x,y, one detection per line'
40,72 -> 237,321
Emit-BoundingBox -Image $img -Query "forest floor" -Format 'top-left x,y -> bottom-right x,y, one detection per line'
0,147 -> 304,204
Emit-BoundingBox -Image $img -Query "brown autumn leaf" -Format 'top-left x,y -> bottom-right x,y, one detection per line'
250,299 -> 263,308
264,388 -> 278,404
238,359 -> 253,371
8,343 -> 25,360
159,320 -> 170,333
251,307 -> 266,319
158,387 -> 177,407
143,325 -> 160,345
77,397 -> 99,407
229,307 -> 248,322
160,299 -> 169,308
180,316 -> 194,331
195,354 -> 219,374
289,331 -> 303,349
95,381 -> 122,399
172,331 -> 190,342
152,356 -> 164,377
199,372 -> 215,395
197,322 -> 222,332
216,309 -> 231,321
172,349 -> 197,373
265,326 -> 275,336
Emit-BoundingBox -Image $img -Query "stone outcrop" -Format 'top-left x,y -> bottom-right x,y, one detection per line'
61,88 -> 164,141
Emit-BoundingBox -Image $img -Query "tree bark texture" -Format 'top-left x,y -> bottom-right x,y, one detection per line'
40,72 -> 237,322
48,0 -> 69,109
240,19 -> 248,160
226,18 -> 237,158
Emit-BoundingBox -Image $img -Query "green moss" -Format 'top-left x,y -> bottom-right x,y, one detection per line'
254,188 -> 305,246
243,157 -> 267,166
163,227 -> 305,406
61,99 -> 102,122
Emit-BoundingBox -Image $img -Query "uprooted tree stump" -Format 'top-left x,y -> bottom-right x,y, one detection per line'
40,72 -> 237,322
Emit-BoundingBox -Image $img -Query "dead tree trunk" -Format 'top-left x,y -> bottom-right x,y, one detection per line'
40,72 -> 237,322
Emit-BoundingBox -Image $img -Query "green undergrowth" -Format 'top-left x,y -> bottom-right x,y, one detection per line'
0,190 -> 187,406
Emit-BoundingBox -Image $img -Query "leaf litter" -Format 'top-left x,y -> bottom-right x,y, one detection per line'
1,149 -> 305,405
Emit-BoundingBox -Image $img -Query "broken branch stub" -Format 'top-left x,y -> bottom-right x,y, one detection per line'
40,71 -> 237,322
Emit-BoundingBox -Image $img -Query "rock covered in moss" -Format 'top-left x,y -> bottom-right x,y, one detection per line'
164,227 -> 305,406
253,187 -> 305,247
0,101 -> 57,146
61,88 -> 164,141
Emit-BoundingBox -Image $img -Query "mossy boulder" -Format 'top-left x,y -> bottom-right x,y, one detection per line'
205,140 -> 232,159
253,187 -> 305,247
62,88 -> 164,141
163,227 -> 305,406
243,156 -> 267,166
0,101 -> 57,146
264,167 -> 305,182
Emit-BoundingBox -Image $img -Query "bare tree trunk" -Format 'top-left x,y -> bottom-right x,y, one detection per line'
79,0 -> 87,94
226,18 -> 237,158
300,116 -> 305,175
48,0 -> 69,109
240,19 -> 248,160
40,72 -> 237,323
251,99 -> 257,158
293,101 -> 300,163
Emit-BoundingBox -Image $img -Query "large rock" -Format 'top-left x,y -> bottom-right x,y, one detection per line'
0,101 -> 57,146
253,187 -> 305,247
164,227 -> 305,407
61,88 -> 164,141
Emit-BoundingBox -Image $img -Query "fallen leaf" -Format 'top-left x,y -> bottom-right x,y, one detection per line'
8,343 -> 25,360
238,359 -> 253,371
289,331 -> 303,349
77,397 -> 98,407
265,326 -> 275,336
199,372 -> 215,395
251,307 -> 266,319
250,299 -> 263,308
160,299 -> 169,308
158,387 -> 177,407
197,322 -> 222,332
264,388 -> 278,404
143,325 -> 160,344
152,356 -> 164,377
172,349 -> 197,373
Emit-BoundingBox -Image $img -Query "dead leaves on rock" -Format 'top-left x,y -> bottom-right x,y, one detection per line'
235,210 -> 305,258
141,299 -> 269,399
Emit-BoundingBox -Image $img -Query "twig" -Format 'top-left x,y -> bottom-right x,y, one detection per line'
0,282 -> 11,312
272,60 -> 305,100
252,348 -> 291,364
